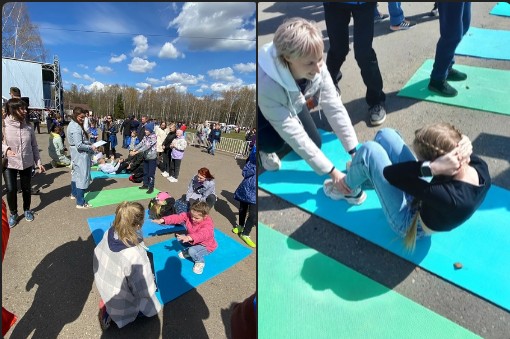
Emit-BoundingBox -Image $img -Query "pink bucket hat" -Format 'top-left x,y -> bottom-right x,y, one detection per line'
157,191 -> 171,201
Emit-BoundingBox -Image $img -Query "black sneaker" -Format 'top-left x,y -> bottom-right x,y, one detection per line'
428,79 -> 458,97
146,188 -> 154,194
446,68 -> 467,81
369,103 -> 386,126
139,185 -> 148,190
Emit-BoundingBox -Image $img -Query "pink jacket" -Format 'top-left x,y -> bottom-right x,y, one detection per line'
2,115 -> 42,170
162,212 -> 218,252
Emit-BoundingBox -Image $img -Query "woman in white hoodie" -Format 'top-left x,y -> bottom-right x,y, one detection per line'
258,17 -> 360,196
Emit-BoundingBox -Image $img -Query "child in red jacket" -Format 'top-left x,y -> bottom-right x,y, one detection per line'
152,201 -> 217,274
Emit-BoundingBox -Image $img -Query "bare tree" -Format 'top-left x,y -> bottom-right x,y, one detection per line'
2,3 -> 47,62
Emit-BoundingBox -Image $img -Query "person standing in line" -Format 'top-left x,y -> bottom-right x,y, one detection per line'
428,2 -> 471,97
131,122 -> 157,194
323,2 -> 387,126
167,129 -> 187,183
2,98 -> 46,227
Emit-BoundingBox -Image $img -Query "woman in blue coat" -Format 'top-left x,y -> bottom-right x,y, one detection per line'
232,147 -> 257,248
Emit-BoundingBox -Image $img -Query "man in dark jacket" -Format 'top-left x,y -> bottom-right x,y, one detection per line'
120,116 -> 133,148
206,123 -> 222,156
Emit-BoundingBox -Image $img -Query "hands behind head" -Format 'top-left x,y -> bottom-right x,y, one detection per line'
431,135 -> 472,177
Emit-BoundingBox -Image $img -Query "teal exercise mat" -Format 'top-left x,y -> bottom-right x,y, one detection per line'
258,130 -> 510,312
90,171 -> 131,179
456,27 -> 510,60
397,59 -> 510,116
258,224 -> 480,339
490,2 -> 510,16
87,210 -> 185,244
85,186 -> 160,208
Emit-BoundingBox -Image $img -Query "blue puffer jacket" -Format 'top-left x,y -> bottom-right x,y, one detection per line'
234,152 -> 256,205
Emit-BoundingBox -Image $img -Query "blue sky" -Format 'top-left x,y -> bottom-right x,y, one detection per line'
26,2 -> 256,97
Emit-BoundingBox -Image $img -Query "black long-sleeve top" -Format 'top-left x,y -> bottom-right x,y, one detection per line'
383,155 -> 491,232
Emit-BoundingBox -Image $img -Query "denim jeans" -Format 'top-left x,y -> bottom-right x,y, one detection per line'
388,2 -> 405,26
324,2 -> 385,107
431,2 -> 471,81
345,128 -> 424,237
71,181 -> 86,206
258,105 -> 321,154
143,159 -> 157,188
184,244 -> 209,263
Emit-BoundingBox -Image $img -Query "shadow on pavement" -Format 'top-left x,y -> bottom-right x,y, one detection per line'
10,235 -> 95,339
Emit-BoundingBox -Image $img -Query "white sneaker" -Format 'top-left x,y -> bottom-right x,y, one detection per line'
323,179 -> 367,205
161,171 -> 169,177
167,176 -> 178,182
193,262 -> 205,274
260,151 -> 281,171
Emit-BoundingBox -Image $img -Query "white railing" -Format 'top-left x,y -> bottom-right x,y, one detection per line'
186,133 -> 251,159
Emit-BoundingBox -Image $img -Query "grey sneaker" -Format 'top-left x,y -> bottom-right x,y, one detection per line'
323,179 -> 367,205
259,151 -> 281,171
369,104 -> 386,126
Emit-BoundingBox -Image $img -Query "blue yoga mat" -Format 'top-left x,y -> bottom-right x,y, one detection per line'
87,210 -> 185,244
90,171 -> 131,180
456,27 -> 510,60
149,229 -> 253,304
258,130 -> 510,312
490,2 -> 510,17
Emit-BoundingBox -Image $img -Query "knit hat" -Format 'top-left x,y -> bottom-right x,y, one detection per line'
157,191 -> 171,202
145,122 -> 155,133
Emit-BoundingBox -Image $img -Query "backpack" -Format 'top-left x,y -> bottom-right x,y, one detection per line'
148,197 -> 176,219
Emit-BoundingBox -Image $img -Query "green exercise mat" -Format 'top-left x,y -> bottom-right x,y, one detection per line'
397,59 -> 510,116
85,186 -> 160,208
258,224 -> 480,339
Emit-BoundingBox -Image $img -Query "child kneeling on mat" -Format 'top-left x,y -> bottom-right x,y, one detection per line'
152,201 -> 217,275
93,201 -> 161,330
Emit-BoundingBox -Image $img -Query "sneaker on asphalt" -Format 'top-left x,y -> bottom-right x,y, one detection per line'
446,68 -> 467,81
24,210 -> 34,222
139,185 -> 148,190
369,104 -> 386,126
390,20 -> 416,31
178,250 -> 190,259
98,304 -> 112,331
239,234 -> 256,248
259,151 -> 281,171
76,203 -> 93,209
193,262 -> 205,274
430,8 -> 439,17
146,188 -> 154,194
323,179 -> 367,205
374,13 -> 389,23
167,176 -> 178,182
8,213 -> 18,228
428,79 -> 458,97
232,226 -> 244,234
70,195 -> 76,200
161,171 -> 169,177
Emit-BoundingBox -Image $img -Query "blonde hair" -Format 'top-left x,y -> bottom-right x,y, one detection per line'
404,123 -> 463,250
413,123 -> 462,161
190,201 -> 210,217
112,201 -> 145,247
273,17 -> 324,67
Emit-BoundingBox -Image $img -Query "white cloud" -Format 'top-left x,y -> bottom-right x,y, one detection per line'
155,84 -> 188,93
128,57 -> 156,73
169,2 -> 256,51
196,88 -> 203,93
133,35 -> 148,55
85,81 -> 105,91
136,82 -> 151,89
158,42 -> 183,59
207,67 -> 237,82
146,77 -> 165,85
62,67 -> 69,73
83,74 -> 95,82
210,81 -> 243,92
109,54 -> 127,63
95,66 -> 113,74
200,84 -> 209,90
233,62 -> 256,73
72,72 -> 82,79
78,64 -> 88,69
164,72 -> 204,85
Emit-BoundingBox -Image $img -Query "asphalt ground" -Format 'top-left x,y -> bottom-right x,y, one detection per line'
258,2 -> 510,339
2,130 -> 256,338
